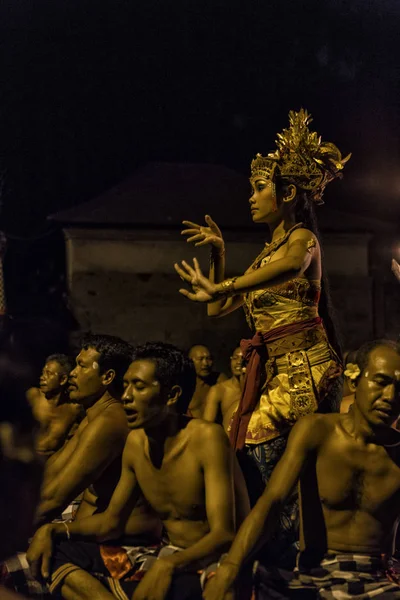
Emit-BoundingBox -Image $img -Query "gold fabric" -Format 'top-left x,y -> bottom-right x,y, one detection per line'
237,277 -> 341,445
243,273 -> 321,332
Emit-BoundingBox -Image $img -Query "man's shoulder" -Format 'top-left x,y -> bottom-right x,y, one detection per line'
290,412 -> 339,446
216,371 -> 228,383
82,403 -> 128,439
208,378 -> 230,396
187,418 -> 229,448
125,428 -> 144,449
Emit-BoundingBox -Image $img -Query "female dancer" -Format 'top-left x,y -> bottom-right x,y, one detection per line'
175,109 -> 350,566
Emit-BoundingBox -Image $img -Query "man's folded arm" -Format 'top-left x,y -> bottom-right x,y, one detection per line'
36,415 -> 127,525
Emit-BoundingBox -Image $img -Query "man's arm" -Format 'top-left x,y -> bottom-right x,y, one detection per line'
36,406 -> 82,456
42,417 -> 87,481
203,385 -> 222,423
56,433 -> 140,540
36,414 -> 127,524
28,434 -> 142,579
204,414 -> 324,598
164,422 -> 236,570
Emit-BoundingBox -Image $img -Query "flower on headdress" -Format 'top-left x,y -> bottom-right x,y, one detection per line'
344,363 -> 361,380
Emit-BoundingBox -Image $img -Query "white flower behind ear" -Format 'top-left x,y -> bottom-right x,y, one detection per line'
344,363 -> 361,380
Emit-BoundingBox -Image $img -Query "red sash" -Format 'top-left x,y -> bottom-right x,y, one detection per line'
229,317 -> 322,450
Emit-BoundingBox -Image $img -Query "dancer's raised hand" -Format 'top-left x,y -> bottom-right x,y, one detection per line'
174,258 -> 216,303
181,215 -> 225,253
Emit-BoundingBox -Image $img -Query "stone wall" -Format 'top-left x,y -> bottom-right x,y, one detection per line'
65,228 -> 382,371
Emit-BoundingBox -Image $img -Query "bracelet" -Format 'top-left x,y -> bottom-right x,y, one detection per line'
62,521 -> 71,540
214,277 -> 238,298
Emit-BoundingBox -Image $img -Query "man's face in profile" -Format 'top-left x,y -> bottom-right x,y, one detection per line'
68,347 -> 105,404
40,360 -> 67,397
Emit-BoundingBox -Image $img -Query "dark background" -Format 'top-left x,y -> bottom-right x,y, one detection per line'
1,0 -> 399,320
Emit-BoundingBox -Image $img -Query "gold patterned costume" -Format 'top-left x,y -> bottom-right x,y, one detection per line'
226,109 -> 348,567
239,272 -> 341,446
228,109 -> 348,451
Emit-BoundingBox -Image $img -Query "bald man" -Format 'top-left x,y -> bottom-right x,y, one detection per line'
187,345 -> 227,418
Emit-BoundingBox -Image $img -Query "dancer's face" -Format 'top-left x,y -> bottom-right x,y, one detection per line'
249,177 -> 278,223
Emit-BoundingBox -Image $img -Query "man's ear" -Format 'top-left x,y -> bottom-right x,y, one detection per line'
348,378 -> 358,394
166,385 -> 182,407
282,184 -> 297,203
101,369 -> 116,387
60,373 -> 68,387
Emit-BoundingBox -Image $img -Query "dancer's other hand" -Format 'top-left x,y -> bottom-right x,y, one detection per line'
181,215 -> 225,254
174,258 -> 217,303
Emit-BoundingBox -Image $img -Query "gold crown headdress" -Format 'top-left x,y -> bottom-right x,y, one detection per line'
250,109 -> 351,205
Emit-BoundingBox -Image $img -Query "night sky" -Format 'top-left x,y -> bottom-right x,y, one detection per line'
0,0 -> 399,315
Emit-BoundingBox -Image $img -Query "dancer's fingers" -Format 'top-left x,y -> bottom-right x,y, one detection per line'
174,263 -> 192,282
187,234 -> 204,243
181,260 -> 196,276
182,220 -> 201,228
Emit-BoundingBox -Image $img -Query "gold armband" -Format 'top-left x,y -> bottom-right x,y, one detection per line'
214,277 -> 238,298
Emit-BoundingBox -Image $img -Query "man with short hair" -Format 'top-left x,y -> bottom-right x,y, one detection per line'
187,344 -> 227,417
203,346 -> 245,432
27,354 -> 82,456
204,339 -> 400,599
28,342 -> 249,600
34,334 -> 159,533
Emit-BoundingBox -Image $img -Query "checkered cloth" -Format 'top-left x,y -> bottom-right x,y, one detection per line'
0,498 -> 82,598
0,553 -> 50,599
256,552 -> 400,599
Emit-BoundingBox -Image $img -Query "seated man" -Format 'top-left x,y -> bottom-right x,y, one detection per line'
28,342 -> 250,600
203,346 -> 245,432
35,334 -> 159,534
204,339 -> 400,600
187,344 -> 227,417
27,353 -> 83,457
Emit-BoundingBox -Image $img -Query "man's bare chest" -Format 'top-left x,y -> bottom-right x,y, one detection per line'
134,451 -> 206,521
316,443 -> 400,512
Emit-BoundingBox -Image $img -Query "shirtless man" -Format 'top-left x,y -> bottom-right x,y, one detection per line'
203,346 -> 245,432
204,339 -> 400,599
34,334 -> 159,537
27,342 -> 249,600
187,344 -> 227,417
27,354 -> 83,456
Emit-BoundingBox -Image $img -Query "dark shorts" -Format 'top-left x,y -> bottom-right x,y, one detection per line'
50,540 -> 204,600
